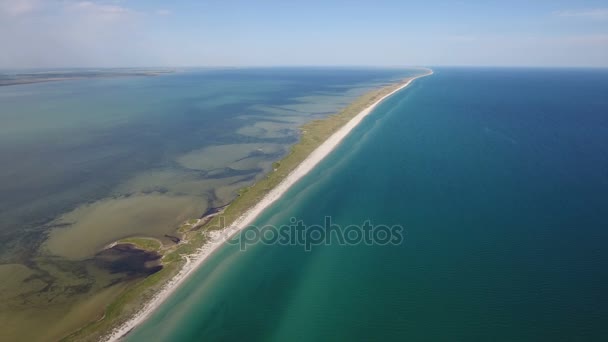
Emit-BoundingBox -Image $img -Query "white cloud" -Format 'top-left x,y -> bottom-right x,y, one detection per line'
0,0 -> 156,68
67,1 -> 132,19
553,8 -> 608,19
446,35 -> 477,43
155,9 -> 171,16
73,1 -> 128,12
560,34 -> 608,45
0,0 -> 40,16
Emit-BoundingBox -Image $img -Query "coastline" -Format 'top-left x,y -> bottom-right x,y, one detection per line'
103,69 -> 433,341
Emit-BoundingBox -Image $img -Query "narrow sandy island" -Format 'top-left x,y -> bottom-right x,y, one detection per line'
105,69 -> 433,341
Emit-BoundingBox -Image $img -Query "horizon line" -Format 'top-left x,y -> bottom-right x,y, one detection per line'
1,65 -> 608,71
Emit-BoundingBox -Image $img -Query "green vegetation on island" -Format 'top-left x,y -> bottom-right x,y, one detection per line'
115,238 -> 163,252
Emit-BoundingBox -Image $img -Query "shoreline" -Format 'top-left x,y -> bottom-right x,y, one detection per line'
104,69 -> 433,341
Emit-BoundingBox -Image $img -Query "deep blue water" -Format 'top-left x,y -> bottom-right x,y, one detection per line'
127,67 -> 608,341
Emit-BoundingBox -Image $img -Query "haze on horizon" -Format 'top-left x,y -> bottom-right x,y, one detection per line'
1,0 -> 607,69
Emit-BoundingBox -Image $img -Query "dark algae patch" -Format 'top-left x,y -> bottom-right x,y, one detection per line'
95,244 -> 163,278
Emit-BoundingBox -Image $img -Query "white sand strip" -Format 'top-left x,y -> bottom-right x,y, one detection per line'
104,69 -> 433,342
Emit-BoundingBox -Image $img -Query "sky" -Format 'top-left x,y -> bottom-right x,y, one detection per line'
0,0 -> 607,68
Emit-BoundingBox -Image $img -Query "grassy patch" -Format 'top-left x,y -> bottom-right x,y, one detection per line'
117,237 -> 162,252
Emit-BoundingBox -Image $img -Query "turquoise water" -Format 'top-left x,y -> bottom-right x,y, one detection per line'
127,68 -> 608,341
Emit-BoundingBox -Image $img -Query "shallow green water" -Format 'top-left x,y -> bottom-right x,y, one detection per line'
127,68 -> 608,341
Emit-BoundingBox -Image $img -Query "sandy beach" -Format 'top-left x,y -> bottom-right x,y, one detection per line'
104,69 -> 433,342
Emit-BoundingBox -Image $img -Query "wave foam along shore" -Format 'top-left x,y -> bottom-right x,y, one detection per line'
105,69 -> 433,342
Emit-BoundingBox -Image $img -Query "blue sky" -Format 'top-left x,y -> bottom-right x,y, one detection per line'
0,0 -> 607,68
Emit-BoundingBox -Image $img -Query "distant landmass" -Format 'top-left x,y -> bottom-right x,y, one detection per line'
0,69 -> 175,86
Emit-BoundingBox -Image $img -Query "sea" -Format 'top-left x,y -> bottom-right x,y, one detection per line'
125,68 -> 608,341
